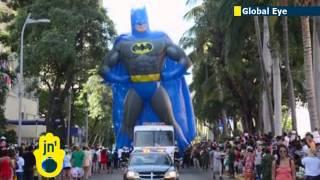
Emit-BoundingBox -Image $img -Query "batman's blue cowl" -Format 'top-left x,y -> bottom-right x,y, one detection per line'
131,7 -> 150,38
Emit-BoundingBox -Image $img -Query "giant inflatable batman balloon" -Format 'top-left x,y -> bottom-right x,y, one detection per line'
101,7 -> 196,151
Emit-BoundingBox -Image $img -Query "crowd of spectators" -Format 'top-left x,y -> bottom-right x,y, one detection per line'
0,136 -> 130,180
182,129 -> 320,180
1,128 -> 320,180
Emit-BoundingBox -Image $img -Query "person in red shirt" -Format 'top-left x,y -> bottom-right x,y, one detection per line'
100,149 -> 108,172
244,147 -> 255,180
0,149 -> 14,180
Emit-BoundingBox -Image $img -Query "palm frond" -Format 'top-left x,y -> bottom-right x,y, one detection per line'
183,4 -> 204,21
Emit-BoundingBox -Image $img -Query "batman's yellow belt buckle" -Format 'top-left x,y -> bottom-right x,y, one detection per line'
131,73 -> 160,82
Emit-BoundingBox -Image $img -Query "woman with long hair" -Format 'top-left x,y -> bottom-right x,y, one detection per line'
272,144 -> 296,180
243,147 -> 255,180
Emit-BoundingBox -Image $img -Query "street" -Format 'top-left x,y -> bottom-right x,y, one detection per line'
90,168 -> 234,180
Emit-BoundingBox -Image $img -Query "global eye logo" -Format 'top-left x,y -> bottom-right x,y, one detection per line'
33,133 -> 65,178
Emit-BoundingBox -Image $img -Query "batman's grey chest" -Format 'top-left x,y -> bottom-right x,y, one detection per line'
119,39 -> 166,59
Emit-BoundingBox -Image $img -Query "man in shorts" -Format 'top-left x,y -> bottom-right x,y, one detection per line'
71,146 -> 84,180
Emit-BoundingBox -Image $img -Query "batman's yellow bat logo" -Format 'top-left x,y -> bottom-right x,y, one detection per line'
131,42 -> 153,55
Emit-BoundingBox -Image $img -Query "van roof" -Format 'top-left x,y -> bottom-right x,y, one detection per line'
134,125 -> 174,131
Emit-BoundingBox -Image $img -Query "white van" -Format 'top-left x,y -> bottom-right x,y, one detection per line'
133,124 -> 175,160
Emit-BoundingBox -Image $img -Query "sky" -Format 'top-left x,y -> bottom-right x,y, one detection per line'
103,0 -> 194,44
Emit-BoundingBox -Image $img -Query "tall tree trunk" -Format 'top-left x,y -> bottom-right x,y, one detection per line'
301,16 -> 319,129
215,65 -> 229,136
259,99 -> 264,133
272,50 -> 282,136
314,0 -> 320,44
262,92 -> 271,132
91,133 -> 98,146
256,16 -> 274,133
282,16 -> 298,130
313,0 -> 320,127
217,80 -> 229,136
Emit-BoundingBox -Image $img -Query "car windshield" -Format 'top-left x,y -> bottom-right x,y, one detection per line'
129,153 -> 171,166
135,131 -> 174,146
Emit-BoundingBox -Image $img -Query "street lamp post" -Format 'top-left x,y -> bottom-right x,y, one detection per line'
18,13 -> 50,146
66,88 -> 72,148
85,107 -> 88,145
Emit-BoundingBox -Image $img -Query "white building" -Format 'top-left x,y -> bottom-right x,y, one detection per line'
4,88 -> 46,144
195,119 -> 213,142
1,0 -> 46,144
3,53 -> 46,144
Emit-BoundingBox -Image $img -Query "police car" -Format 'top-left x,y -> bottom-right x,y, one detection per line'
123,148 -> 179,180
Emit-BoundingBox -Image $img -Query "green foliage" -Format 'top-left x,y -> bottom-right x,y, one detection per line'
183,0 -> 263,133
0,1 -> 15,132
272,16 -> 306,104
0,108 -> 6,131
38,89 -> 49,116
6,0 -> 115,135
281,106 -> 293,132
184,0 -> 307,134
75,68 -> 113,146
0,130 -> 17,144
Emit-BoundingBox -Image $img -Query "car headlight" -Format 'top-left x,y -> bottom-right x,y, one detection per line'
164,170 -> 178,179
126,171 -> 139,179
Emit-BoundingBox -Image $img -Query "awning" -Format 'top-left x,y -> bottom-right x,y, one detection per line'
6,119 -> 46,125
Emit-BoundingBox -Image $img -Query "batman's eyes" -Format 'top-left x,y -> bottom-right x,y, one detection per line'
135,19 -> 146,24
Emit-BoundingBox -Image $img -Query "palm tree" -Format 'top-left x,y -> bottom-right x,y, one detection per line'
254,16 -> 275,133
301,16 -> 319,128
313,0 -> 320,126
272,50 -> 282,136
281,0 -> 297,130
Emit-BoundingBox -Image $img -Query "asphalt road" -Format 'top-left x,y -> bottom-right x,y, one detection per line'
90,168 -> 234,180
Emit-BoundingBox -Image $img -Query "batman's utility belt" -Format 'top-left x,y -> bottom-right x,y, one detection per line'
131,73 -> 160,82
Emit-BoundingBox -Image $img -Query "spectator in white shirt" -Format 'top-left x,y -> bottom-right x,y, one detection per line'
62,149 -> 71,180
96,148 -> 102,173
255,146 -> 263,179
302,150 -> 320,180
16,148 -> 24,180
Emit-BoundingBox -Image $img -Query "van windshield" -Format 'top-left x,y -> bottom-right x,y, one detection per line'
134,131 -> 174,146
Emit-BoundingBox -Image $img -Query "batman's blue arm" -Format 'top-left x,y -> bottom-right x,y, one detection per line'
161,34 -> 192,81
101,35 -> 130,83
